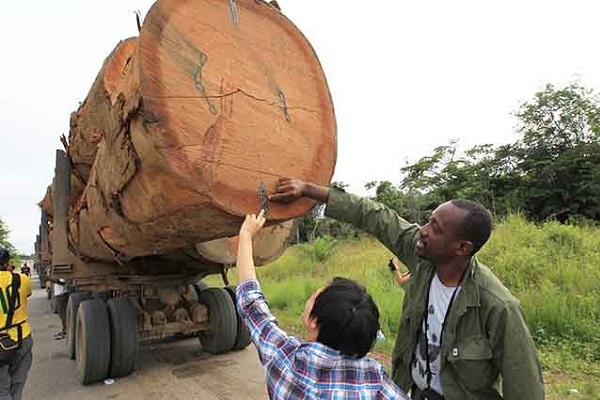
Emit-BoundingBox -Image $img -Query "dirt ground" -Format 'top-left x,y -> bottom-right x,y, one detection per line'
23,273 -> 269,400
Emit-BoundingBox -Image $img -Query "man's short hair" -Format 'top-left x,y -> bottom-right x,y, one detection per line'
310,277 -> 380,358
0,245 -> 10,267
450,199 -> 493,254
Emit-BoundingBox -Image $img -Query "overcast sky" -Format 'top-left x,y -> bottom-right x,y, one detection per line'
2,0 -> 600,254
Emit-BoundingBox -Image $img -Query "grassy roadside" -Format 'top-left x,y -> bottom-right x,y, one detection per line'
207,215 -> 600,399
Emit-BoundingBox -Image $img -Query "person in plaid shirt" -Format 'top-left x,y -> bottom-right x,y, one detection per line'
235,210 -> 409,400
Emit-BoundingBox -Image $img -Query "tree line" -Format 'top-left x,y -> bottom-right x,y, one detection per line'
299,83 -> 600,242
0,218 -> 18,260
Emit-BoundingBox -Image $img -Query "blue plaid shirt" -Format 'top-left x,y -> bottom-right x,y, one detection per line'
236,279 -> 409,400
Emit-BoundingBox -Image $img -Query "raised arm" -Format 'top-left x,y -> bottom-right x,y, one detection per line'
235,210 -> 266,283
235,210 -> 297,365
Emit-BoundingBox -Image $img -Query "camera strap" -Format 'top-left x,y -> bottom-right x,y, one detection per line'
422,266 -> 468,392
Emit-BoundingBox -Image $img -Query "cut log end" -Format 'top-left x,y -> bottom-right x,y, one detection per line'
137,0 -> 336,219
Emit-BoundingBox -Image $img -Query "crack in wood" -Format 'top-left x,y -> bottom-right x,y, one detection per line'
97,228 -> 126,266
194,53 -> 218,115
146,90 -> 319,115
277,90 -> 291,122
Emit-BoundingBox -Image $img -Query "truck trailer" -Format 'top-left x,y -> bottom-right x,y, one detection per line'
36,0 -> 335,384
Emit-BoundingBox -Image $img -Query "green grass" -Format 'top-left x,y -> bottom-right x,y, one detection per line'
206,215 -> 600,399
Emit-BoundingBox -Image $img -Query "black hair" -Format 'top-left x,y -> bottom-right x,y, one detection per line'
450,199 -> 493,254
309,277 -> 380,358
0,245 -> 10,268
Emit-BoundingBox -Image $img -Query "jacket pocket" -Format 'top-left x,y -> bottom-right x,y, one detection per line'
446,336 -> 497,391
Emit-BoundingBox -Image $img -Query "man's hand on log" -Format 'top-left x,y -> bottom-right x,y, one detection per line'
269,178 -> 307,203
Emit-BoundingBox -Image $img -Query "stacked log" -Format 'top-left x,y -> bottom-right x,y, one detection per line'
41,0 -> 336,263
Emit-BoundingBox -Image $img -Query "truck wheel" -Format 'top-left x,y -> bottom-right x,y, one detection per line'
67,293 -> 91,360
224,286 -> 252,351
76,299 -> 111,385
107,297 -> 139,378
198,288 -> 236,354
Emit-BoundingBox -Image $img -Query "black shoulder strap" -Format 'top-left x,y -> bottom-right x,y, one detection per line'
2,273 -> 21,331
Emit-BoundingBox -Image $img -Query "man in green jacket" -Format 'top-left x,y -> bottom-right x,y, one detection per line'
270,178 -> 545,400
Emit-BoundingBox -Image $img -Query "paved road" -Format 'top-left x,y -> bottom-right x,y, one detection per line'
23,275 -> 268,400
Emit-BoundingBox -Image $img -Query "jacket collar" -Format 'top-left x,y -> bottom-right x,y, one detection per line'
456,256 -> 481,309
422,256 -> 482,309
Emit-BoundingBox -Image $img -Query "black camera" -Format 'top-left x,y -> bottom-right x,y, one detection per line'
421,388 -> 445,400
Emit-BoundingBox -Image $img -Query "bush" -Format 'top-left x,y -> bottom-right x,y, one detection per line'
313,235 -> 337,262
478,214 -> 600,350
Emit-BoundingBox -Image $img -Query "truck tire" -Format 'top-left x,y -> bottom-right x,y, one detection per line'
107,297 -> 139,378
76,299 -> 111,385
67,293 -> 91,360
198,288 -> 236,354
224,286 -> 252,351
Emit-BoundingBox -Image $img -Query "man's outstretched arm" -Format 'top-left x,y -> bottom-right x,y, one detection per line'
235,210 -> 296,365
235,210 -> 265,283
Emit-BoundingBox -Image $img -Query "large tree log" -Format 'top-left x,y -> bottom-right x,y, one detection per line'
68,37 -> 140,185
59,0 -> 335,262
39,38 -> 139,219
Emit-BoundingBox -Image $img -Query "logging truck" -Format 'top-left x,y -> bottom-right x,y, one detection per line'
35,0 -> 335,385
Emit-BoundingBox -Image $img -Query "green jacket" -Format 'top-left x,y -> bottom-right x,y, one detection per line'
325,189 -> 545,400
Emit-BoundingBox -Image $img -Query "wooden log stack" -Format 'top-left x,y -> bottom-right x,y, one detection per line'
40,0 -> 336,263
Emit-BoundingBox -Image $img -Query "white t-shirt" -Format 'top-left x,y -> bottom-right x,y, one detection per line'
53,280 -> 66,296
411,273 -> 462,395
